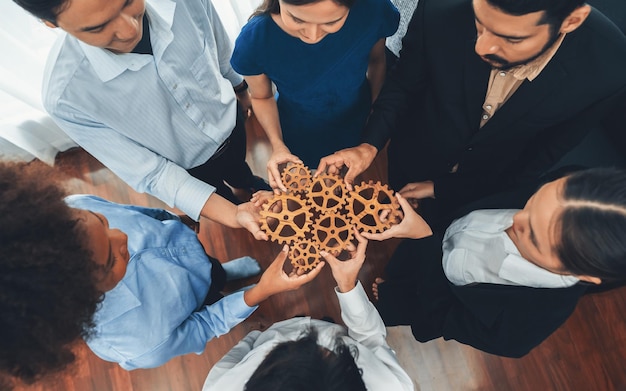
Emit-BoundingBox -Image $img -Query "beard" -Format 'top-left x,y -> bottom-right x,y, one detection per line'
481,30 -> 561,70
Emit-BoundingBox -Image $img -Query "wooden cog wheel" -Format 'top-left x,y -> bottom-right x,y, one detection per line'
346,181 -> 402,233
311,213 -> 354,255
259,193 -> 313,244
289,239 -> 322,273
281,162 -> 312,193
306,173 -> 348,214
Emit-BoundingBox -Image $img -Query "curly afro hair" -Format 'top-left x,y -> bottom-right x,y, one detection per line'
0,161 -> 103,384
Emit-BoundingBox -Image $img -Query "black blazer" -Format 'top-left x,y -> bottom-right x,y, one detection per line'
364,0 -> 626,210
381,236 -> 588,358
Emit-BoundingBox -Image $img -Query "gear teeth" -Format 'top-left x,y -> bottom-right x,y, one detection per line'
306,173 -> 348,214
345,181 -> 402,233
281,162 -> 312,194
259,167 -> 401,272
259,192 -> 313,244
311,213 -> 354,255
288,239 -> 322,273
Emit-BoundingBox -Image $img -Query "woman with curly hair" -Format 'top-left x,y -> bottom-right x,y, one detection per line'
0,161 -> 323,386
0,162 -> 101,385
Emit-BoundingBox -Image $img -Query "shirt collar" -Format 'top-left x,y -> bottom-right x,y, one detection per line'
508,33 -> 567,82
77,0 -> 176,82
500,218 -> 579,288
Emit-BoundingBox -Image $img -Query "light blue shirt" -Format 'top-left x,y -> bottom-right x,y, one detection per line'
44,0 -> 245,220
442,210 -> 579,288
65,195 -> 256,370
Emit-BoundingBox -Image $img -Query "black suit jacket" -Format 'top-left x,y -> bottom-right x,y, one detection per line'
378,236 -> 588,358
364,0 -> 626,210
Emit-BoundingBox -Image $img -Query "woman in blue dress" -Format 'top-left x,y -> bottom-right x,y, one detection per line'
231,0 -> 399,190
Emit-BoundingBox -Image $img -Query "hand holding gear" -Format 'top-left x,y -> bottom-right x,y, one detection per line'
259,165 -> 401,274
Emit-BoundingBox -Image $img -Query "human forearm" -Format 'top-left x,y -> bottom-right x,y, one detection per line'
119,292 -> 255,370
336,282 -> 388,348
251,96 -> 286,150
367,39 -> 387,103
52,114 -> 214,220
199,193 -> 240,227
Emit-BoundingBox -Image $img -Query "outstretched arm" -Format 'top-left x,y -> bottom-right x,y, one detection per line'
246,74 -> 302,192
321,230 -> 414,390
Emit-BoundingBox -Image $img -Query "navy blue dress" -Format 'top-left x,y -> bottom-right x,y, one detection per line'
231,0 -> 399,166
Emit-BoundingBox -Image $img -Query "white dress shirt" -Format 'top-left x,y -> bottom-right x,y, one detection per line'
42,0 -> 244,220
442,210 -> 579,288
202,282 -> 414,391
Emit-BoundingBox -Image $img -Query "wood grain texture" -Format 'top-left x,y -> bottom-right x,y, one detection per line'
10,115 -> 626,391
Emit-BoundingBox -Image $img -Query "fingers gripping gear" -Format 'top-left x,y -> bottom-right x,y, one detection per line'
259,166 -> 400,273
346,181 -> 402,233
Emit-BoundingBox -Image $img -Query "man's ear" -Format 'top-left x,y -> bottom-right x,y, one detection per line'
577,274 -> 602,285
42,19 -> 57,28
559,4 -> 591,34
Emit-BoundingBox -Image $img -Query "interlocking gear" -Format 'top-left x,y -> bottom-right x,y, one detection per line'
281,162 -> 312,193
259,166 -> 400,272
311,213 -> 354,255
289,239 -> 322,273
259,192 -> 313,244
306,173 -> 348,214
346,181 -> 402,233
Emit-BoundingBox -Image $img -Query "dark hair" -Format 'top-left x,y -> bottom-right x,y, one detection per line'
555,167 -> 626,282
0,162 -> 102,385
12,0 -> 67,24
244,328 -> 366,391
252,0 -> 355,18
486,0 -> 586,33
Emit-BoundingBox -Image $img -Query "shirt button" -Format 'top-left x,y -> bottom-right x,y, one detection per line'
482,114 -> 489,120
499,72 -> 506,77
485,105 -> 492,110
467,147 -> 473,151
185,103 -> 191,109
172,83 -> 178,89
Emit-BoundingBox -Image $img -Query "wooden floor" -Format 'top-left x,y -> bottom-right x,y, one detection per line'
11,115 -> 626,391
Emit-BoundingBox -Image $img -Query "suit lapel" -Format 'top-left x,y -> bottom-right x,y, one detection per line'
464,40 -> 491,131
474,58 -> 568,143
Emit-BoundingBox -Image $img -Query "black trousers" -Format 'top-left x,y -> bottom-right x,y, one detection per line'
188,104 -> 255,203
202,256 -> 227,306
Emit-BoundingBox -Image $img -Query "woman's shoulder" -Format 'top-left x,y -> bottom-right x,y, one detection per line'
348,0 -> 399,30
355,0 -> 399,16
239,13 -> 274,37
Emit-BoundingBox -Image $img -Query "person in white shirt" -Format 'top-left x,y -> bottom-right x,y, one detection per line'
13,0 -> 271,227
203,230 -> 415,391
363,167 -> 626,357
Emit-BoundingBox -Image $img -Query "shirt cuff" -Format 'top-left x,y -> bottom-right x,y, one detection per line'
175,174 -> 216,221
224,291 -> 258,319
334,281 -> 370,314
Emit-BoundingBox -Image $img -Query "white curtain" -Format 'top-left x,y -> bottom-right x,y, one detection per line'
0,0 -> 261,165
0,1 -> 75,164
